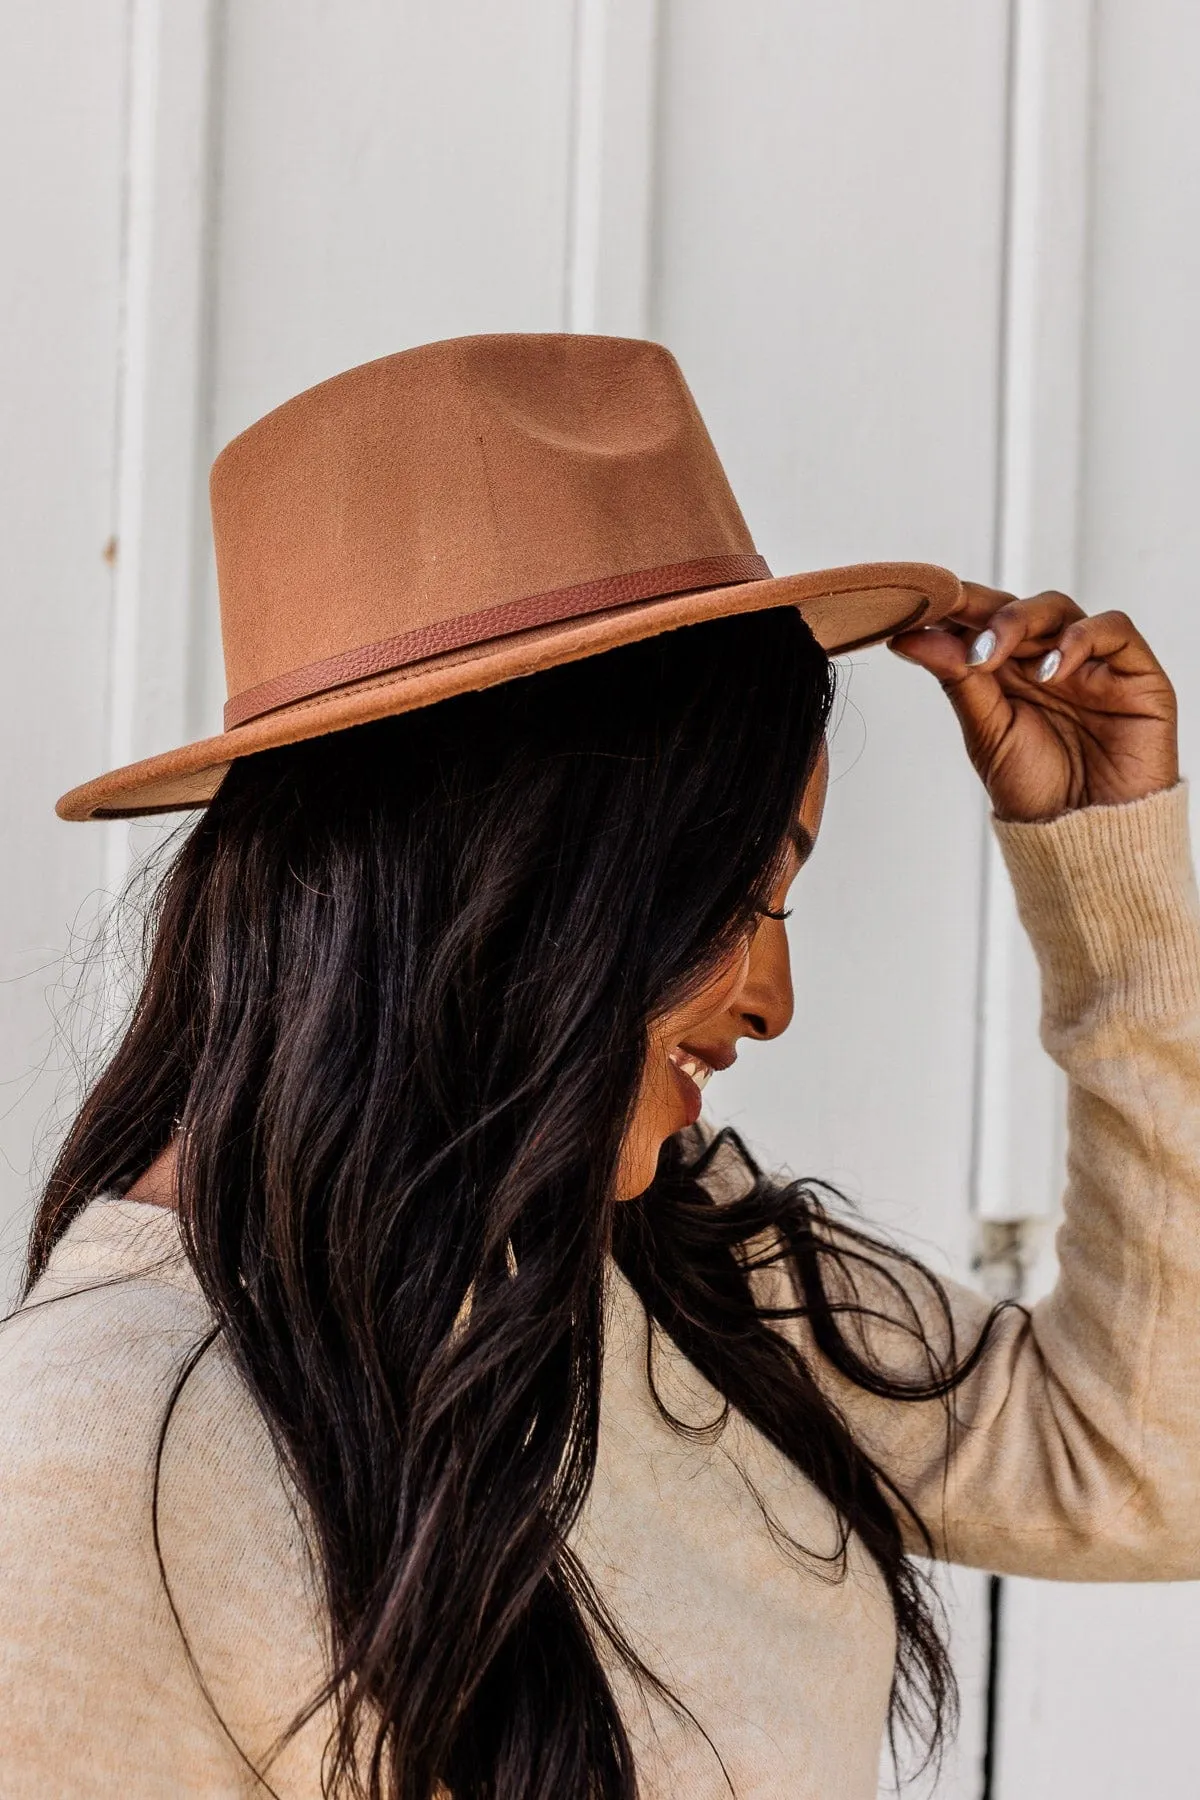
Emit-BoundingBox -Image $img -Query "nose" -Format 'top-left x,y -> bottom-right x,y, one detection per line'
735,919 -> 794,1042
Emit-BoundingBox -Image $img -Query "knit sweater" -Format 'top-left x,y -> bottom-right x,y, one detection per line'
4,786 -> 1200,1799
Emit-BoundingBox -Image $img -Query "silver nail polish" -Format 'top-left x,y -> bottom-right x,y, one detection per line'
1036,648 -> 1063,683
966,629 -> 996,667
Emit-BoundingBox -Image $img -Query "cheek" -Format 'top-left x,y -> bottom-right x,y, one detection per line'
676,944 -> 752,1026
614,945 -> 751,1203
615,1051 -> 677,1202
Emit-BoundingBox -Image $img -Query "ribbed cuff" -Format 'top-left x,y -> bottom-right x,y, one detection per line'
993,783 -> 1200,1025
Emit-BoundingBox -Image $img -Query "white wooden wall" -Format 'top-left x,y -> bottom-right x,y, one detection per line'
3,3 -> 1199,1793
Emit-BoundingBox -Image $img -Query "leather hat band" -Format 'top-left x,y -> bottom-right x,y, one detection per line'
223,552 -> 771,730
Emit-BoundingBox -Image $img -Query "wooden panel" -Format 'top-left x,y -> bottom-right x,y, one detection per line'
997,1580 -> 1200,1798
994,1 -> 1200,1791
190,0 -> 584,732
975,0 -> 1092,1237
107,0 -> 223,778
7,4 -> 1200,1790
0,1 -> 128,1296
1078,0 -> 1200,790
566,0 -> 661,334
655,0 -> 1009,1267
210,0 -> 579,431
102,0 -> 226,916
653,6 -> 1011,1790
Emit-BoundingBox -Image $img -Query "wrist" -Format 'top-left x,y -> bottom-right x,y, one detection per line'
990,769 -> 1181,826
993,783 -> 1200,1026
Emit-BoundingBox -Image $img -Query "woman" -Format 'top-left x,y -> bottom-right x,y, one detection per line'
3,333 -> 1198,1800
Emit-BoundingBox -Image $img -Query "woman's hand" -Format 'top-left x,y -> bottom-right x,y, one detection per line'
889,583 -> 1179,823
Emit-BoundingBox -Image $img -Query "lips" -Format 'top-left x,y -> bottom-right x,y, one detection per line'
666,1043 -> 731,1126
667,1048 -> 715,1092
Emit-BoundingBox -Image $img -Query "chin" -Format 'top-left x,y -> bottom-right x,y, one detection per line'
614,1139 -> 669,1203
614,1165 -> 657,1204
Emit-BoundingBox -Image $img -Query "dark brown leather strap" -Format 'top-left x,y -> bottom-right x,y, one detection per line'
223,552 -> 771,729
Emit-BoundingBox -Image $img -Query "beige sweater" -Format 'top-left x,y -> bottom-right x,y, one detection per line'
5,786 -> 1200,1799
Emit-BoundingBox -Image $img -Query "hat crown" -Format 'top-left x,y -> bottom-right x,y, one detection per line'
58,329 -> 961,822
466,332 -> 682,456
210,333 -> 756,712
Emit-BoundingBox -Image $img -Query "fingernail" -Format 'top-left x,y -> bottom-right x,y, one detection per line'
1036,648 -> 1063,683
966,629 -> 996,667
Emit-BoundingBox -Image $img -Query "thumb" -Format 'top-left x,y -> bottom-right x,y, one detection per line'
889,626 -> 1014,758
888,624 -> 971,682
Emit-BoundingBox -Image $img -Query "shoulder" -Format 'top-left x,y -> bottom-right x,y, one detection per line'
0,1195 -> 313,1561
0,1201 -> 217,1491
0,1201 -> 327,1778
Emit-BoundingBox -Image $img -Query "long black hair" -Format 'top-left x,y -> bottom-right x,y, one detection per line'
29,609 -> 992,1798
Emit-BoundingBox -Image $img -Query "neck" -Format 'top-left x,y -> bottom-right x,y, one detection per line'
125,1139 -> 178,1208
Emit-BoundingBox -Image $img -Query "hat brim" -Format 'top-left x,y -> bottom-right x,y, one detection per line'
56,560 -> 961,820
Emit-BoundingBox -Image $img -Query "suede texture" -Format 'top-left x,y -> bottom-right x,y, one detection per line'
56,334 -> 961,820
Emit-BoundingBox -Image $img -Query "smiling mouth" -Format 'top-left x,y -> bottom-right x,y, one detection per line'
665,1046 -> 726,1127
667,1047 -> 715,1091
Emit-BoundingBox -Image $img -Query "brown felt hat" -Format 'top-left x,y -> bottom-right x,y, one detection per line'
58,333 -> 962,820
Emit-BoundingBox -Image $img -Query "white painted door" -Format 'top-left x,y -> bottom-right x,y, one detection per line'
3,3 -> 1199,1793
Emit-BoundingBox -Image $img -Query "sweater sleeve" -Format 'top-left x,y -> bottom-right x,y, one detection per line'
798,782 -> 1200,1580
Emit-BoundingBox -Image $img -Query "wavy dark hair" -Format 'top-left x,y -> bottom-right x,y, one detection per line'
29,609 -> 994,1798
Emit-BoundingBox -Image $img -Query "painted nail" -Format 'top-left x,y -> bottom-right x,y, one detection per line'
966,629 -> 996,667
1036,648 -> 1063,683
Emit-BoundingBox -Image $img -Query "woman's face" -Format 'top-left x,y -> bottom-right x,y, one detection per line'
616,745 -> 829,1202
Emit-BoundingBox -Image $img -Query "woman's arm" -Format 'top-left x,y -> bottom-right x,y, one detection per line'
805,587 -> 1200,1577
807,780 -> 1200,1577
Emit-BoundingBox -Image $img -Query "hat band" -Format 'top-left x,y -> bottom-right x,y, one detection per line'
223,552 -> 771,730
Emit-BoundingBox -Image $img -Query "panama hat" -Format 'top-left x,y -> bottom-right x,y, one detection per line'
57,333 -> 961,820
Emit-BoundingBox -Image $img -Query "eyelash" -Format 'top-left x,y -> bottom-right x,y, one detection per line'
757,905 -> 793,923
